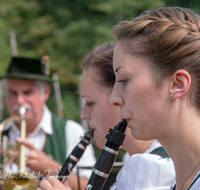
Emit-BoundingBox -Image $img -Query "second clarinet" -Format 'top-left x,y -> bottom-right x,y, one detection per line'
54,129 -> 94,182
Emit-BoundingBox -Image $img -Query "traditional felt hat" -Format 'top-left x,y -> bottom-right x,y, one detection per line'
2,56 -> 55,82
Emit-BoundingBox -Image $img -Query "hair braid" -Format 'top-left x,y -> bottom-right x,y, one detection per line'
113,6 -> 200,111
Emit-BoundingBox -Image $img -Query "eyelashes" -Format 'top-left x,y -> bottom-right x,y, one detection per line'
117,79 -> 127,86
86,102 -> 94,106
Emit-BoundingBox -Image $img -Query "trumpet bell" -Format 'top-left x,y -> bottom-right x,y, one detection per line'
0,114 -> 38,190
3,171 -> 38,190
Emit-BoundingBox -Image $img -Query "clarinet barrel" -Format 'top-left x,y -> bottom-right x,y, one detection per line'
85,120 -> 127,190
55,129 -> 94,182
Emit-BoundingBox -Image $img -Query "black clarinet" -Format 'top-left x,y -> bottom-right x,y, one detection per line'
85,120 -> 127,190
54,129 -> 94,182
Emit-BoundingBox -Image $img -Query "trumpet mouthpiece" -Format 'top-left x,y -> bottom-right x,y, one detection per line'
19,107 -> 26,119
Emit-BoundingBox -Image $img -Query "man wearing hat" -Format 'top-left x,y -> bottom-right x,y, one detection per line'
1,56 -> 96,190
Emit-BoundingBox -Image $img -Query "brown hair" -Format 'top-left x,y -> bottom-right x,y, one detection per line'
112,7 -> 200,110
82,43 -> 116,88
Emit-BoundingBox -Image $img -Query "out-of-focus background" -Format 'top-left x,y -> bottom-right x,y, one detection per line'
0,0 -> 199,158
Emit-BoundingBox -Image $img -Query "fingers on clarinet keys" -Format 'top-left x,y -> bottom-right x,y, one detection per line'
55,166 -> 62,177
55,167 -> 67,183
86,184 -> 92,190
68,163 -> 73,172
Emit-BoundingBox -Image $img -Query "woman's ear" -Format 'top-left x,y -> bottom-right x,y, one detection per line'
169,70 -> 191,99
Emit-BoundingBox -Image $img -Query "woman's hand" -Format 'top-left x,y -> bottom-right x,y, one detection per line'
37,177 -> 72,190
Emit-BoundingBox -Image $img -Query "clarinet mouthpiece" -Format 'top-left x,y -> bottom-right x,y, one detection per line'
114,119 -> 127,133
87,129 -> 94,138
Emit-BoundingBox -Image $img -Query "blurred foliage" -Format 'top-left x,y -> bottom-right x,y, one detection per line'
46,82 -> 80,121
0,0 -> 165,122
164,0 -> 200,13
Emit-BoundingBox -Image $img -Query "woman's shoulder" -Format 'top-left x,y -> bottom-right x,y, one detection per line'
118,152 -> 175,179
127,152 -> 174,168
116,153 -> 175,189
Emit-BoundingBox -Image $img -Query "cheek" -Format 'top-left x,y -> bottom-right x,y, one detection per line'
92,115 -> 108,145
126,83 -> 152,110
123,87 -> 151,127
26,95 -> 44,114
97,112 -> 111,135
29,94 -> 43,106
6,94 -> 15,105
6,97 -> 15,113
6,102 -> 14,113
95,118 -> 108,139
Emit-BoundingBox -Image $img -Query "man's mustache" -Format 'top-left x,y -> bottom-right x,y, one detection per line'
12,104 -> 32,112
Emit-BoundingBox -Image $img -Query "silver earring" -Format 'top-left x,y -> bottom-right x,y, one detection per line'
171,94 -> 174,97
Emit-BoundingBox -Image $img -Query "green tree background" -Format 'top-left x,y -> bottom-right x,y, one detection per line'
0,0 -> 200,158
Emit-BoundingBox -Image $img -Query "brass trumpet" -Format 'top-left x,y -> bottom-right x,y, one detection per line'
0,107 -> 38,190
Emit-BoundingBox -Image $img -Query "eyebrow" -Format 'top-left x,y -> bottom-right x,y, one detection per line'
115,66 -> 122,73
81,95 -> 90,98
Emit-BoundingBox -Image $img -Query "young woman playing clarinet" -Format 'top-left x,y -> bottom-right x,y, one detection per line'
110,6 -> 200,190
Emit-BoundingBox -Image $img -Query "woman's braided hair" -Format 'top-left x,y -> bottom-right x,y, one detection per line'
112,6 -> 200,110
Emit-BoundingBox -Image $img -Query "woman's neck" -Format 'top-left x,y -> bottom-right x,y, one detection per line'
159,106 -> 200,190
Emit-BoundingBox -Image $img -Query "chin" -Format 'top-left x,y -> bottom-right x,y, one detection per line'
95,138 -> 106,149
96,142 -> 104,149
132,130 -> 152,141
131,130 -> 143,140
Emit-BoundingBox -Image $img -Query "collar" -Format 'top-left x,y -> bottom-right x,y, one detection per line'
3,105 -> 53,135
145,140 -> 162,154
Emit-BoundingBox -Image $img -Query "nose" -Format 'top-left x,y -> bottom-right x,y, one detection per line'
16,94 -> 26,105
80,106 -> 91,120
110,87 -> 124,107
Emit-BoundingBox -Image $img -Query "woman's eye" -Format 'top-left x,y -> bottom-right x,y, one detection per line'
86,102 -> 94,106
117,79 -> 127,86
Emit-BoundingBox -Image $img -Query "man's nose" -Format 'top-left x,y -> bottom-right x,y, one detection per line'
16,94 -> 26,104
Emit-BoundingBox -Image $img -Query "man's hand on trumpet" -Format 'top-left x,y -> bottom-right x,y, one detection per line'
16,137 -> 61,175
